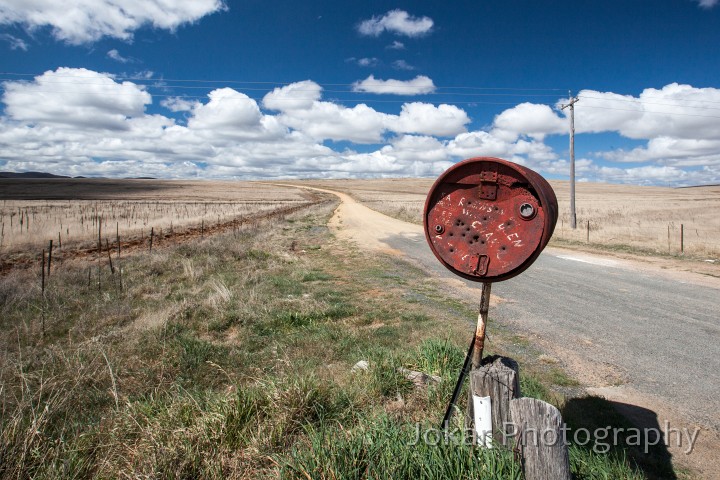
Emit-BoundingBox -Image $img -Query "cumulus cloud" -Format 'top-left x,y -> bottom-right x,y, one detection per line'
386,40 -> 405,50
358,9 -> 433,37
265,81 -> 468,141
493,103 -> 567,140
352,75 -> 435,95
188,88 -> 286,141
2,67 -> 151,130
1,70 -> 718,185
262,80 -> 323,111
0,0 -> 226,44
391,103 -> 470,137
161,96 -> 198,112
274,101 -> 390,144
575,83 -> 720,140
695,0 -> 719,8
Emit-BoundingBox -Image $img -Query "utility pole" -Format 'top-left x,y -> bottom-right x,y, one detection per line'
561,91 -> 579,229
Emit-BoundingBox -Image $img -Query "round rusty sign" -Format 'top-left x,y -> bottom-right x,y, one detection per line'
424,157 -> 558,282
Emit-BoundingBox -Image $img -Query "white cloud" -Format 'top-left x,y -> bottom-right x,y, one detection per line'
695,0 -> 719,8
352,75 -> 435,95
386,40 -> 405,50
1,71 -> 718,185
161,96 -> 198,112
0,33 -> 28,50
383,135 -> 449,163
358,9 -> 433,37
274,101 -> 389,144
2,67 -> 151,130
262,80 -> 323,111
493,103 -> 567,140
575,84 -> 720,140
391,103 -> 470,137
0,0 -> 226,44
107,49 -> 132,63
392,60 -> 415,71
358,57 -> 379,67
187,88 -> 286,141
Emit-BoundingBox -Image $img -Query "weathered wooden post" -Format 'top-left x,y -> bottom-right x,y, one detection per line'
680,223 -> 684,254
47,239 -> 53,277
424,157 -> 568,478
510,398 -> 571,480
467,356 -> 520,445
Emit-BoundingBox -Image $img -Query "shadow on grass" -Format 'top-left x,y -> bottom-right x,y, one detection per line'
562,396 -> 677,480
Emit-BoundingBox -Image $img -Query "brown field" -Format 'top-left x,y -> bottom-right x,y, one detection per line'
297,178 -> 720,258
2,177 -> 719,266
0,179 -> 315,258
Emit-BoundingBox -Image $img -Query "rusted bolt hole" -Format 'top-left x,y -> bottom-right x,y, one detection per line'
449,232 -> 454,237
449,248 -> 454,253
483,216 -> 488,221
506,221 -> 513,227
473,235 -> 479,240
501,246 -> 506,251
435,225 -> 444,234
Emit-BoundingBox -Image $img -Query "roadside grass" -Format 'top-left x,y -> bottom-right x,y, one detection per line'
0,198 -> 650,478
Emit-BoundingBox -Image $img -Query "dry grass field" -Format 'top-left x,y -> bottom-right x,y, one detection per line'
0,179 -> 314,259
298,178 -> 720,258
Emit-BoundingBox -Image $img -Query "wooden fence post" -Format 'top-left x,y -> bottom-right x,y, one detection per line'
466,356 -> 520,446
47,239 -> 53,277
586,220 -> 590,243
680,223 -> 684,254
510,397 -> 571,480
41,249 -> 46,295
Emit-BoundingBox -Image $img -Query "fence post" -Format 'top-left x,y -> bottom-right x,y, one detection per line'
680,224 -> 684,254
586,220 -> 590,243
47,239 -> 53,277
41,249 -> 46,295
510,397 -> 571,480
466,356 -> 520,446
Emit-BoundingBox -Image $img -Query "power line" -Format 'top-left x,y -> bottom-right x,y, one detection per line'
578,94 -> 720,110
577,104 -> 720,120
0,71 -> 569,92
2,72 -> 720,118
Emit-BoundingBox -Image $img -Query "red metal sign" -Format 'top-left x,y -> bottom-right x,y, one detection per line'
424,157 -> 558,282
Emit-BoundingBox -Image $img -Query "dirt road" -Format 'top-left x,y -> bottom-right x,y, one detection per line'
293,183 -> 720,479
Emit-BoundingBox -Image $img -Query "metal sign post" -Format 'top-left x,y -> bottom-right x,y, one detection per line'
423,157 -> 558,430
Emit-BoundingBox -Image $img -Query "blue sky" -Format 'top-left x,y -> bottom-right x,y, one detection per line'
1,0 -> 719,185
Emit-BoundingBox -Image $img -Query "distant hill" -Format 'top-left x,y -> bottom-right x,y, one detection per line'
0,172 -> 159,180
0,171 -> 71,179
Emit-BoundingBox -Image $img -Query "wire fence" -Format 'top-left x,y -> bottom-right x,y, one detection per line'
552,219 -> 720,257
